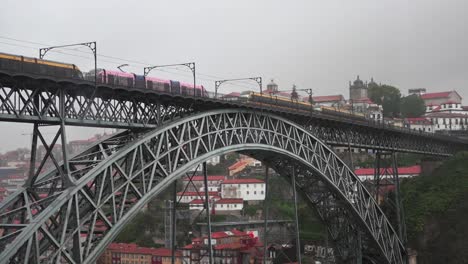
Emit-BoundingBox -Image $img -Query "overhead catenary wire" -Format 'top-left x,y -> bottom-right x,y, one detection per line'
0,36 -> 261,90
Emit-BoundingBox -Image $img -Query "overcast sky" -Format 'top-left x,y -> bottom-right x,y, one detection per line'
1,0 -> 468,152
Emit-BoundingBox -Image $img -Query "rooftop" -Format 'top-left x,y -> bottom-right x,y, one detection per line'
182,175 -> 226,181
222,178 -> 264,184
421,91 -> 460,100
312,95 -> 344,103
355,165 -> 421,176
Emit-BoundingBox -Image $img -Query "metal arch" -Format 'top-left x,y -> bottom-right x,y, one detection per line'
1,109 -> 405,263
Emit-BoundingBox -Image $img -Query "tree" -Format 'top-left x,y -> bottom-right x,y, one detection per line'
368,84 -> 402,117
400,94 -> 426,118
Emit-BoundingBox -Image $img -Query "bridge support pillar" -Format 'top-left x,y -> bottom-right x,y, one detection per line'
291,165 -> 302,264
373,152 -> 407,244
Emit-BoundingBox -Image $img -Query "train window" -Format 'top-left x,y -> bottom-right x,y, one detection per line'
108,74 -> 115,85
181,86 -> 188,95
195,89 -> 201,97
164,83 -> 170,92
147,81 -> 153,90
127,78 -> 133,87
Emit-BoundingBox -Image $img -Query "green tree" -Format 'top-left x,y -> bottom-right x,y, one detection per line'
400,94 -> 426,118
368,84 -> 402,117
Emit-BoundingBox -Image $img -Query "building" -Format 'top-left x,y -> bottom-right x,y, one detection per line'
221,179 -> 265,201
310,95 -> 345,108
408,88 -> 427,96
189,198 -> 244,213
182,175 -> 226,192
182,229 -> 264,264
176,191 -> 220,204
426,112 -> 468,132
265,79 -> 279,94
420,91 -> 462,106
354,165 -> 421,181
98,243 -> 183,264
405,117 -> 434,133
349,76 -> 368,101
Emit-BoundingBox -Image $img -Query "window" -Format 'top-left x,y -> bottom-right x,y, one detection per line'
254,191 -> 257,195
247,191 -> 249,195
261,191 -> 264,194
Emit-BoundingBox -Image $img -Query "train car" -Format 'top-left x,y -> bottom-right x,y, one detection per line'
146,76 -> 171,92
85,69 -> 135,87
0,52 -> 82,79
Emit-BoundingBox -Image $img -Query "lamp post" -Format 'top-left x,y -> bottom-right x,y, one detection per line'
144,62 -> 196,96
214,77 -> 262,99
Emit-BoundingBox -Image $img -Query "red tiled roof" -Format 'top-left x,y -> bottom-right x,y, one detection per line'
107,243 -> 182,256
355,165 -> 421,176
183,175 -> 226,181
421,91 -> 452,100
312,95 -> 344,103
228,160 -> 248,170
215,198 -> 243,204
222,178 -> 264,184
352,97 -> 374,104
214,242 -> 244,250
176,191 -> 218,196
190,198 -> 243,204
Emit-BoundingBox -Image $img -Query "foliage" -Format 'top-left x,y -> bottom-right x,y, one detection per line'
244,204 -> 261,217
115,211 -> 159,244
402,151 -> 468,241
368,84 -> 402,117
400,94 -> 426,118
207,153 -> 239,175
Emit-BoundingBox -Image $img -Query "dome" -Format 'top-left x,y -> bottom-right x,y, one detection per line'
353,75 -> 364,86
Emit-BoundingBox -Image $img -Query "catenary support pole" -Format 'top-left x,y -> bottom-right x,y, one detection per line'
203,162 -> 213,264
291,165 -> 302,264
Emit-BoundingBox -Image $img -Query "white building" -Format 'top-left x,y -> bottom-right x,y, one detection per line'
221,179 -> 265,201
182,175 -> 226,191
355,165 -> 421,181
176,191 -> 220,204
405,117 -> 434,133
189,198 -> 243,212
206,156 -> 221,166
427,112 -> 468,132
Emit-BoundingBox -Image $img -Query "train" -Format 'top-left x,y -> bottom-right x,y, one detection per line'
0,52 -> 206,96
0,52 -> 366,121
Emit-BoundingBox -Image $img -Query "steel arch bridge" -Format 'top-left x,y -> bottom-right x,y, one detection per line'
0,109 -> 406,263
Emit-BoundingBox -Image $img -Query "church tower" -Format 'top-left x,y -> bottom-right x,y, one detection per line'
266,79 -> 278,93
349,75 -> 368,101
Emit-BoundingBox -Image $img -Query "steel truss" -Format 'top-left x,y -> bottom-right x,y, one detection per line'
0,73 -> 466,156
0,109 -> 405,263
0,75 -> 193,128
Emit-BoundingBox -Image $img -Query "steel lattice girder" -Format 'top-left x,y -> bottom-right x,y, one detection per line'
0,75 -> 193,128
0,109 -> 405,264
0,72 -> 467,156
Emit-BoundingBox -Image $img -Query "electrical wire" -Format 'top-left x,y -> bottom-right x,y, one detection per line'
0,36 -> 260,90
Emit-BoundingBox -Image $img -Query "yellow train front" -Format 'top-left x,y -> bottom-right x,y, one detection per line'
0,52 -> 83,79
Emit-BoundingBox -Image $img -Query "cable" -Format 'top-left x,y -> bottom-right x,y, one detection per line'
0,35 -> 261,90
